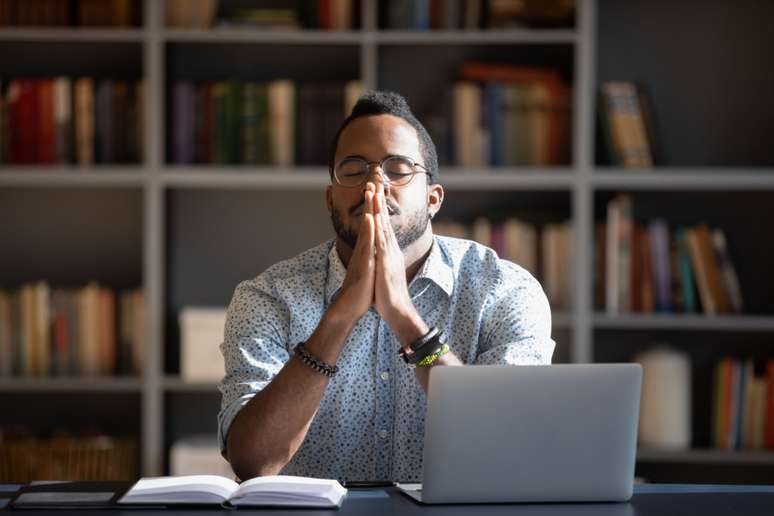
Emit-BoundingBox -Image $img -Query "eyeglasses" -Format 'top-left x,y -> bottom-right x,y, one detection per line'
332,154 -> 427,188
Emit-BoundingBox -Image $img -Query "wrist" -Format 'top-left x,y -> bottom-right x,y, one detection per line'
388,307 -> 429,349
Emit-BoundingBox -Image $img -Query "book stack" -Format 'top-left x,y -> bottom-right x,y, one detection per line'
598,81 -> 657,168
0,0 -> 141,26
0,282 -> 144,377
599,194 -> 743,315
384,0 -> 575,30
434,217 -> 573,310
0,78 -> 144,166
452,62 -> 572,167
712,359 -> 774,451
171,80 -> 362,166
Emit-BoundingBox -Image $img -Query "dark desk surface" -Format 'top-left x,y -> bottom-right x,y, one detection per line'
2,484 -> 774,516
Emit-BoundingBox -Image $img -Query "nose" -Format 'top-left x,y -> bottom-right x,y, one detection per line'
361,162 -> 392,195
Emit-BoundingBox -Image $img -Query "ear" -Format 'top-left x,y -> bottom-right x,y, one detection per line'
325,185 -> 333,214
427,183 -> 444,219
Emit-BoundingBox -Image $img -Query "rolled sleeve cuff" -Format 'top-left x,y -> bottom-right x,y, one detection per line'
474,337 -> 556,366
217,392 -> 258,459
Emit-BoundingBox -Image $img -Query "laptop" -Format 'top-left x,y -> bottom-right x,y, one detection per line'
397,363 -> 642,504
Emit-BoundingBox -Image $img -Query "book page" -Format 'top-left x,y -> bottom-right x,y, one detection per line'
231,475 -> 346,507
119,475 -> 238,504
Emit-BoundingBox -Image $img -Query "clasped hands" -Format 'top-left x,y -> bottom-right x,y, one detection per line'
335,182 -> 428,348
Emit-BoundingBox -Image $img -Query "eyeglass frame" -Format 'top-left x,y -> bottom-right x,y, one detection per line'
331,154 -> 429,188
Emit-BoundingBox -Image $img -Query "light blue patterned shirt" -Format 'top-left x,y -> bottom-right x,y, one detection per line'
218,235 -> 555,482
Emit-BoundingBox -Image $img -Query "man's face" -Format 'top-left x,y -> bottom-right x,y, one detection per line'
327,114 -> 434,250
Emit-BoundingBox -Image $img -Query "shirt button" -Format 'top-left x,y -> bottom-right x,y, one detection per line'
379,430 -> 388,439
380,372 -> 390,380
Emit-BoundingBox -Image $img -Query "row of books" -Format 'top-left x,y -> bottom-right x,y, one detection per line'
0,433 -> 139,481
384,0 -> 575,30
712,359 -> 774,450
0,77 -> 144,165
166,0 -> 355,30
171,80 -> 362,166
0,0 -> 140,26
434,217 -> 574,310
452,62 -> 572,167
598,194 -> 743,315
598,81 -> 657,168
0,282 -> 144,377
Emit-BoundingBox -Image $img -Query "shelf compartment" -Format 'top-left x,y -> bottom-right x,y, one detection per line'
594,190 -> 774,315
0,188 -> 143,289
0,41 -> 142,79
597,0 -> 774,167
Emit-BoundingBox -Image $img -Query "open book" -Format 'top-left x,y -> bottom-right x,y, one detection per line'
118,475 -> 347,508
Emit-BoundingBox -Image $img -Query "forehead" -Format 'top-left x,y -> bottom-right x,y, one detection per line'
335,114 -> 422,162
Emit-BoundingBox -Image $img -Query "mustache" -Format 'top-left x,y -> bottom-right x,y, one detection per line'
349,198 -> 401,216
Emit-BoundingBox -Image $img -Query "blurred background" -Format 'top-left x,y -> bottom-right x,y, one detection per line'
1,0 -> 773,484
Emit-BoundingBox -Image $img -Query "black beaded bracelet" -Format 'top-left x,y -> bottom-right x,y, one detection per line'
294,343 -> 338,378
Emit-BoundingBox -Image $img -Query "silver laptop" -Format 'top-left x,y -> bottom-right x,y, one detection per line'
397,364 -> 642,504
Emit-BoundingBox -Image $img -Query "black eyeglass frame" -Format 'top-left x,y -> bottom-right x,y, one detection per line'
332,154 -> 428,188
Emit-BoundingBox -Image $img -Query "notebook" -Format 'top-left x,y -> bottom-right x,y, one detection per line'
118,475 -> 347,508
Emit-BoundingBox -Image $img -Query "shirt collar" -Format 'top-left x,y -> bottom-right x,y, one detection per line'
324,236 -> 454,306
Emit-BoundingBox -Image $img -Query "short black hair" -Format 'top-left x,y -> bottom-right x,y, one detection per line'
328,90 -> 439,184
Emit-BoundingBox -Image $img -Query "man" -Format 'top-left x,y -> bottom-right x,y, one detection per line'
218,91 -> 555,483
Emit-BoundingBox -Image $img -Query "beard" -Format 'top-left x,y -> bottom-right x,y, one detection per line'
330,202 -> 430,251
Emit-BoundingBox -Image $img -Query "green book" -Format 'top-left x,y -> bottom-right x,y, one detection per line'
212,82 -> 228,165
677,228 -> 697,313
226,80 -> 241,165
241,82 -> 258,165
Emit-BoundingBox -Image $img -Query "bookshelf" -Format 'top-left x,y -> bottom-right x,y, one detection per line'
2,0 -> 774,483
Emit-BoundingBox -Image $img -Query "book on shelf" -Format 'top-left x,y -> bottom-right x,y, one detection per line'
165,0 -> 217,28
0,0 -> 141,27
597,194 -> 744,316
452,61 -> 572,167
179,307 -> 227,382
712,358 -> 774,451
1,77 -> 143,166
383,0 -> 575,30
171,79 -> 362,167
598,81 -> 658,168
118,475 -> 347,509
434,216 -> 573,310
0,282 -> 143,377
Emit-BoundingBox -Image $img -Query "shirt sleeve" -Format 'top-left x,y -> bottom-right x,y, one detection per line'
474,262 -> 556,366
217,277 -> 291,458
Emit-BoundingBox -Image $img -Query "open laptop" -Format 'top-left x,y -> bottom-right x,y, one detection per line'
397,363 -> 642,504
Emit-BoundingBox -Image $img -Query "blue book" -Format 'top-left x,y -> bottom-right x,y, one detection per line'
414,0 -> 430,29
677,228 -> 698,313
485,82 -> 504,166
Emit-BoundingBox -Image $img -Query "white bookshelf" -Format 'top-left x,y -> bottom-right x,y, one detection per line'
2,0 -> 774,482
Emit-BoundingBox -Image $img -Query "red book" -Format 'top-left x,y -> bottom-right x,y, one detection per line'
318,0 -> 331,29
37,79 -> 56,164
8,79 -> 40,163
766,361 -> 774,449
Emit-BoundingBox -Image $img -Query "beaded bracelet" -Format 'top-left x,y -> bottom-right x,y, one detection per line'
416,343 -> 450,368
294,342 -> 338,378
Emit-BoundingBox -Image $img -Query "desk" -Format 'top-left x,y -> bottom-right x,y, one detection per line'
2,484 -> 774,515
